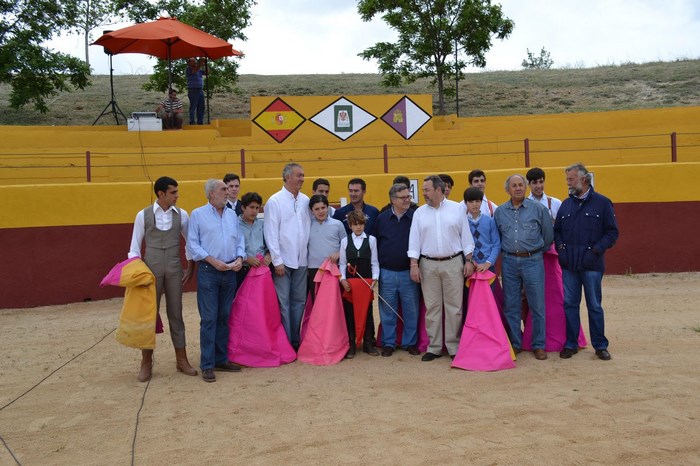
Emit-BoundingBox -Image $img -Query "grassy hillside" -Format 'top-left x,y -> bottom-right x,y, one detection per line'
0,59 -> 698,126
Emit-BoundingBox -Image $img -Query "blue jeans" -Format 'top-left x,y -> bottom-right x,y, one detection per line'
196,262 -> 237,370
379,268 -> 419,348
273,265 -> 307,348
502,253 -> 545,350
562,269 -> 608,350
188,88 -> 205,125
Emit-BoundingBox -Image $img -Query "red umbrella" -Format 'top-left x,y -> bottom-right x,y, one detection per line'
92,16 -> 242,60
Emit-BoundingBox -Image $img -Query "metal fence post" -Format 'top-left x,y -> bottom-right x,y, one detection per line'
383,144 -> 389,173
524,138 -> 530,168
671,132 -> 677,162
86,151 -> 91,182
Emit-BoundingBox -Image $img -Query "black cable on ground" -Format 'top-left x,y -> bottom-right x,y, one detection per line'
0,327 -> 116,465
131,357 -> 153,466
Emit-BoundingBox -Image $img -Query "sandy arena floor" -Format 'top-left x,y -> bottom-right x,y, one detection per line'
1,272 -> 699,465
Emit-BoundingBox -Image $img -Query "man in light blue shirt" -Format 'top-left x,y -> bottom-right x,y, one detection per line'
188,179 -> 245,382
494,174 -> 553,360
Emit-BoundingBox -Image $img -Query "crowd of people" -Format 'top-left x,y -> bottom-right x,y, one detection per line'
126,162 -> 619,382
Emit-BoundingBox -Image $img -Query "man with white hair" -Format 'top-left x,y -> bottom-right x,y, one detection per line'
188,179 -> 245,382
264,163 -> 311,350
555,163 -> 619,361
494,174 -> 553,360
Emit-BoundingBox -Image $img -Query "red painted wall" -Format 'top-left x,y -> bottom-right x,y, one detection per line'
1,200 -> 698,308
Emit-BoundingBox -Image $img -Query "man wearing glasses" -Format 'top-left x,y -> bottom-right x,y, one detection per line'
155,88 -> 184,130
372,183 -> 421,357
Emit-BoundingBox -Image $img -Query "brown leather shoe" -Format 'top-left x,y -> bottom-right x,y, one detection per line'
533,349 -> 548,360
137,349 -> 153,382
175,348 -> 197,376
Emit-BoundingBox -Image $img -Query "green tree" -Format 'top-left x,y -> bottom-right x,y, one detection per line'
522,47 -> 553,69
115,0 -> 254,94
69,0 -> 117,68
357,0 -> 514,115
1,0 -> 91,113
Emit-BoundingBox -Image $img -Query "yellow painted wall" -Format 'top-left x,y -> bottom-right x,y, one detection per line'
1,162 -> 697,229
1,102 -> 699,185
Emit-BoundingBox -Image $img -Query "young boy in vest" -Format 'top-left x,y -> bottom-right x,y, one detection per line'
339,210 -> 379,358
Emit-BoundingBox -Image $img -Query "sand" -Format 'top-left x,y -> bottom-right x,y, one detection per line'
1,272 -> 699,465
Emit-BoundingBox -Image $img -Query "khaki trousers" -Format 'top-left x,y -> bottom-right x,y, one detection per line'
419,255 -> 464,356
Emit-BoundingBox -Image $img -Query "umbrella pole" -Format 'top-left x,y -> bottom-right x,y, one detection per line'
205,58 -> 210,125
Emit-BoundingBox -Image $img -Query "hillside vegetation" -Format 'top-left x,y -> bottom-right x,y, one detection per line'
0,59 -> 698,126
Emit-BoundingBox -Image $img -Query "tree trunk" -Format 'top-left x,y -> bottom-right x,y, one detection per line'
436,71 -> 445,115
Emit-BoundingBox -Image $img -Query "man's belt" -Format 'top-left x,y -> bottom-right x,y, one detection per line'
420,252 -> 462,261
505,248 -> 542,257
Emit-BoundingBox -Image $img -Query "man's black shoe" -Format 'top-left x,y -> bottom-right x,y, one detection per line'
559,347 -> 578,359
214,362 -> 242,372
595,349 -> 612,361
421,352 -> 442,362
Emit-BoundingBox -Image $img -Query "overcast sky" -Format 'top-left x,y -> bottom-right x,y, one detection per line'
48,0 -> 700,75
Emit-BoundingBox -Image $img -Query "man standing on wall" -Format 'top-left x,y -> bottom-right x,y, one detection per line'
555,163 -> 619,361
128,176 -> 197,382
264,163 -> 311,350
187,179 -> 245,382
494,174 -> 553,360
408,175 -> 475,361
186,58 -> 206,125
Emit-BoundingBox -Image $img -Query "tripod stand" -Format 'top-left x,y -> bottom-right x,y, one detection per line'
93,53 -> 127,125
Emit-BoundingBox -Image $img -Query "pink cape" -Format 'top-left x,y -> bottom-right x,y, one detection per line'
376,301 -> 430,352
452,271 -> 516,372
297,259 -> 349,366
522,246 -> 588,351
227,261 -> 296,367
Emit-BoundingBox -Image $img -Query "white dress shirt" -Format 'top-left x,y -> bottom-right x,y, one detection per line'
528,192 -> 562,222
408,199 -> 474,259
128,202 -> 191,259
264,186 -> 311,268
339,232 -> 379,280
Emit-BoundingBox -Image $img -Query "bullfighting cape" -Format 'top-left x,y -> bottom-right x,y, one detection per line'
297,259 -> 349,366
522,246 -> 588,351
100,257 -> 157,350
227,260 -> 296,367
342,277 -> 374,347
452,271 -> 516,372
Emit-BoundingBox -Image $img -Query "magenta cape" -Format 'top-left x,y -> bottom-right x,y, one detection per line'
227,262 -> 296,368
452,271 -> 516,372
297,259 -> 349,366
376,301 -> 430,352
100,257 -> 158,349
522,246 -> 588,351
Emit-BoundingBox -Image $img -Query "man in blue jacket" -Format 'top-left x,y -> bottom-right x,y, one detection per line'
554,163 -> 619,361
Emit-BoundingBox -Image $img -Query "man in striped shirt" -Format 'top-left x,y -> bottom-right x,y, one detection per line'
155,88 -> 184,129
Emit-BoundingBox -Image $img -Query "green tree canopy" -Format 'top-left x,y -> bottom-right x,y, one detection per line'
1,0 -> 91,112
357,0 -> 514,115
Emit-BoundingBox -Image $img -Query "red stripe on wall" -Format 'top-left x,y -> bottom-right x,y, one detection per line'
0,224 -> 196,309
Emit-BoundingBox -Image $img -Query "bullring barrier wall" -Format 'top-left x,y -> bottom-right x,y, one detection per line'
1,102 -> 699,185
1,162 -> 698,308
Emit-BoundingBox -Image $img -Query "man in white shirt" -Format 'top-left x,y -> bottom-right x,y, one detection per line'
264,163 -> 311,350
526,167 -> 561,222
469,169 -> 498,217
128,176 -> 196,382
408,175 -> 475,361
